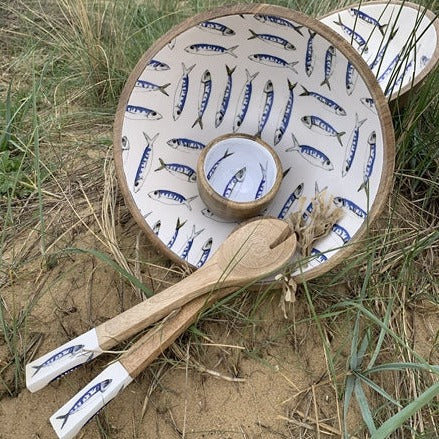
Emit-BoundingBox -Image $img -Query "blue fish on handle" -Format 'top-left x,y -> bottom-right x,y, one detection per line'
346,61 -> 357,95
207,149 -> 234,180
300,85 -> 346,116
185,43 -> 238,58
173,63 -> 195,121
255,162 -> 268,200
155,158 -> 196,183
342,113 -> 367,177
254,14 -> 303,35
31,345 -> 86,377
146,59 -> 170,71
331,223 -> 351,244
197,20 -> 235,36
349,8 -> 388,35
274,80 -> 296,145
133,133 -> 158,193
248,53 -> 298,72
333,196 -> 367,219
305,30 -> 316,77
215,65 -> 236,128
167,218 -> 186,249
358,131 -> 377,192
167,137 -> 205,151
126,105 -> 162,120
256,80 -> 274,137
333,14 -> 368,53
278,183 -> 304,219
192,69 -> 212,129
196,237 -> 213,268
301,115 -> 345,146
180,225 -> 204,260
148,189 -> 197,210
135,79 -> 171,96
287,133 -> 334,171
56,379 -> 112,429
233,69 -> 259,132
223,167 -> 246,198
248,29 -> 296,50
321,45 -> 336,90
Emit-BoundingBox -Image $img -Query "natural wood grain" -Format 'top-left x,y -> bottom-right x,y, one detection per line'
96,218 -> 296,350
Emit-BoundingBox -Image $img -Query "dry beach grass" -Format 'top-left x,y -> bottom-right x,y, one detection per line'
0,0 -> 438,437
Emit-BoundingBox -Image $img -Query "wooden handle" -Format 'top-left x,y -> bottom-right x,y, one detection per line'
120,287 -> 237,377
96,262 -> 222,350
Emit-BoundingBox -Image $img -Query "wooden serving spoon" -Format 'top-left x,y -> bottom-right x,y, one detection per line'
26,218 -> 297,397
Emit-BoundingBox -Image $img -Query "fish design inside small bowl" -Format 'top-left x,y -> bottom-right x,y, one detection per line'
197,133 -> 283,220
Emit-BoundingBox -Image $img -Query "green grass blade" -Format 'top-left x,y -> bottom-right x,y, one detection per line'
365,362 -> 439,376
64,247 -> 153,298
354,379 -> 377,434
354,371 -> 402,408
371,381 -> 439,439
343,374 -> 356,438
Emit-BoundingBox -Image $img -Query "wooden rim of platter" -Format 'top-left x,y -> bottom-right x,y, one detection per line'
319,0 -> 439,103
113,3 -> 396,283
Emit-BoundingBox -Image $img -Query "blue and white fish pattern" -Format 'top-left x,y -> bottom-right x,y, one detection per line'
300,85 -> 346,116
301,115 -> 345,146
121,136 -> 129,151
201,208 -> 235,223
377,53 -> 400,84
167,218 -> 186,249
155,158 -> 197,183
55,379 -> 112,429
310,248 -> 328,264
135,79 -> 170,96
333,196 -> 367,219
254,14 -> 303,36
167,137 -> 205,151
358,131 -> 377,192
278,183 -> 304,219
146,59 -> 170,71
133,133 -> 158,193
197,20 -> 235,36
126,105 -> 162,120
233,69 -> 258,132
152,220 -> 161,236
349,8 -> 388,35
360,97 -> 377,114
196,237 -> 213,267
31,345 -> 88,377
342,114 -> 366,177
331,223 -> 351,244
274,80 -> 296,145
333,15 -> 368,53
215,65 -> 235,128
180,225 -> 204,260
305,30 -> 316,77
223,167 -> 246,198
368,29 -> 397,70
287,133 -> 334,171
302,183 -> 327,221
248,29 -> 295,50
185,43 -> 238,58
207,149 -> 234,180
385,59 -> 413,96
248,53 -> 298,73
256,80 -> 274,137
192,69 -> 212,129
148,189 -> 197,210
346,61 -> 357,95
321,45 -> 336,89
173,63 -> 195,121
255,162 -> 268,199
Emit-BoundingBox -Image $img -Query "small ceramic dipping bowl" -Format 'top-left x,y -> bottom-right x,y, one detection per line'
197,133 -> 283,220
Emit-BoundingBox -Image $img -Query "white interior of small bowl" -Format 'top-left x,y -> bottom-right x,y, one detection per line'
320,2 -> 438,99
204,136 -> 278,202
117,8 -> 391,276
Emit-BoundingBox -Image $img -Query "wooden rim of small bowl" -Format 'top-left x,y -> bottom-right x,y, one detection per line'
319,0 -> 439,103
113,3 -> 396,283
197,133 -> 283,221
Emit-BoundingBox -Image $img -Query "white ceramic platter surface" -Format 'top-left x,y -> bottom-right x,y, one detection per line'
320,1 -> 439,99
116,7 -> 392,278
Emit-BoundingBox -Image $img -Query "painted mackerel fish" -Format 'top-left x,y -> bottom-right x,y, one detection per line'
155,158 -> 197,183
342,113 -> 367,177
125,105 -> 162,120
321,45 -> 336,90
196,237 -> 213,268
207,149 -> 234,180
274,80 -> 296,145
256,80 -> 274,137
133,133 -> 158,193
55,379 -> 112,429
185,43 -> 238,58
349,7 -> 388,35
333,14 -> 369,53
248,29 -> 296,50
305,30 -> 317,77
148,189 -> 197,210
249,53 -> 298,73
134,79 -> 170,95
333,196 -> 367,219
167,218 -> 186,249
254,14 -> 303,36
358,131 -> 377,192
300,85 -> 346,116
223,167 -> 246,198
180,225 -> 204,260
173,63 -> 195,120
301,115 -> 345,146
167,137 -> 205,152
197,20 -> 235,36
215,65 -> 236,128
278,183 -> 304,219
233,69 -> 259,132
192,69 -> 212,129
255,162 -> 268,199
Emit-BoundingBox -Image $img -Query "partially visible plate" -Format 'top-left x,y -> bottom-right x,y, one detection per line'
320,1 -> 439,100
113,4 -> 395,281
